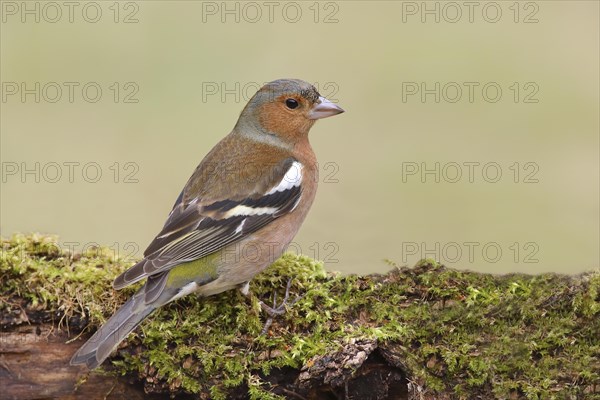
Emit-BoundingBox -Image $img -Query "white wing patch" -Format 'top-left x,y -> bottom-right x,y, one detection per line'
235,219 -> 246,234
267,161 -> 303,195
224,205 -> 279,218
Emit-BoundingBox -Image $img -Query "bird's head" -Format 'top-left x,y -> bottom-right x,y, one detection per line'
235,79 -> 344,145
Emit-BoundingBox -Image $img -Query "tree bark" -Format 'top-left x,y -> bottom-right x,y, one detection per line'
1,321 -> 410,400
1,323 -> 154,400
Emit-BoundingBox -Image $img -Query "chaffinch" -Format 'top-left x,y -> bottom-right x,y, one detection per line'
70,79 -> 344,369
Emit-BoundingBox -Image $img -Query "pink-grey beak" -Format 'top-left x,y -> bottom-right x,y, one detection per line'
308,96 -> 345,120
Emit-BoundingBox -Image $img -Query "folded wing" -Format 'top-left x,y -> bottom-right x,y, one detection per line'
112,158 -> 303,291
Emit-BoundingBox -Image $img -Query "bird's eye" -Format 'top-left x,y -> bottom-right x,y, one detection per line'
285,98 -> 299,109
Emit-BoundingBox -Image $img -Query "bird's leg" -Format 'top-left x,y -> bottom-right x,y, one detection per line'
239,281 -> 251,297
238,279 -> 304,334
259,278 -> 295,316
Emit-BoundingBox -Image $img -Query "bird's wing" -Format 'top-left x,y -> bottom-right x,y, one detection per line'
112,157 -> 303,290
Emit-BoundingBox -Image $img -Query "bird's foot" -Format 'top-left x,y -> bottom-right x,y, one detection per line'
240,279 -> 303,335
259,278 -> 303,315
259,278 -> 304,334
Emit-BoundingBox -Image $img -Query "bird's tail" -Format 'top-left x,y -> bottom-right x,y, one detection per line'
70,290 -> 155,369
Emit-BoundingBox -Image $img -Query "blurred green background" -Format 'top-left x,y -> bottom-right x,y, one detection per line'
1,1 -> 598,274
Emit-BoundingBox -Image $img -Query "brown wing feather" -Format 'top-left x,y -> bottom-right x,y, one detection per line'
112,145 -> 300,290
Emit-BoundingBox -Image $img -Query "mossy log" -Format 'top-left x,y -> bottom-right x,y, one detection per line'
1,234 -> 599,400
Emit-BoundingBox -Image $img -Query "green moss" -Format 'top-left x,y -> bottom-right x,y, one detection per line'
0,233 -> 136,327
2,234 -> 599,399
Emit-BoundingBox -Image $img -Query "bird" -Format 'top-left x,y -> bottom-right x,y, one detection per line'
70,78 -> 344,369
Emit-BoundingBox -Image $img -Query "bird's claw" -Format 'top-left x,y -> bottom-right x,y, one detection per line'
257,278 -> 304,335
